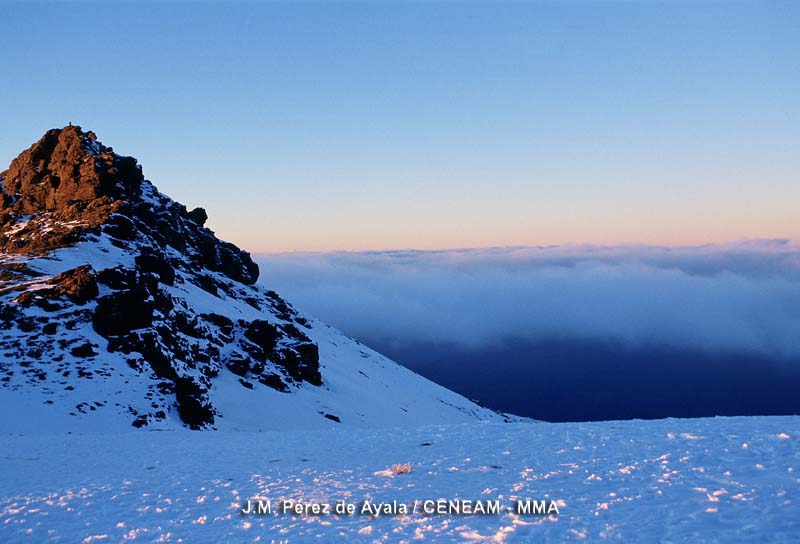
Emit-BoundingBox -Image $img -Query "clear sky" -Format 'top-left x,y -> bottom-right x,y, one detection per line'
1,2 -> 798,253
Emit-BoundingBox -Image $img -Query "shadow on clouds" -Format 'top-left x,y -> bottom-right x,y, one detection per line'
257,240 -> 800,421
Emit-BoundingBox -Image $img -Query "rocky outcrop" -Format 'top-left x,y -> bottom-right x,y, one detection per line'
51,265 -> 99,304
0,125 -> 320,429
0,126 -> 258,286
1,126 -> 143,214
0,126 -> 141,253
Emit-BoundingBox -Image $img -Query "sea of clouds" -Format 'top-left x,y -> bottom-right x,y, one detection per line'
256,239 -> 800,359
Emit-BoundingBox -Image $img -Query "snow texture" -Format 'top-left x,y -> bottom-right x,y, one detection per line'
1,417 -> 798,542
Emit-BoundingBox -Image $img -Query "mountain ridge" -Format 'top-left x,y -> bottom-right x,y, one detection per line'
0,125 -> 505,431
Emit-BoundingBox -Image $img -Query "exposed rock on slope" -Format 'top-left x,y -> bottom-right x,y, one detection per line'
0,126 -> 504,431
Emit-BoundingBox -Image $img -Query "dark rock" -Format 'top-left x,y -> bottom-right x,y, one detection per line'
240,341 -> 266,363
70,342 -> 97,358
107,331 -> 174,380
295,317 -> 310,327
272,344 -> 321,386
200,365 -> 219,379
244,320 -> 280,353
135,250 -> 175,286
259,373 -> 289,392
174,377 -> 214,429
97,266 -> 135,290
153,289 -> 175,314
103,214 -> 138,241
225,355 -> 250,377
265,291 -> 294,320
132,417 -> 148,428
173,311 -> 204,338
196,274 -> 219,296
282,323 -> 305,341
294,342 -> 321,386
17,317 -> 37,333
42,322 -> 58,335
93,288 -> 154,337
0,304 -> 19,326
219,242 -> 259,285
187,207 -> 208,226
203,312 -> 234,336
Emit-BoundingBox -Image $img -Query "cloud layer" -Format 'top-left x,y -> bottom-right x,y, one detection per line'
256,239 -> 800,358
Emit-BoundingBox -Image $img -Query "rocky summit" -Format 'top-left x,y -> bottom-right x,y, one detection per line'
0,126 -> 502,431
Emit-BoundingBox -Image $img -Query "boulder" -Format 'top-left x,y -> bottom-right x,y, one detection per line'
52,265 -> 98,304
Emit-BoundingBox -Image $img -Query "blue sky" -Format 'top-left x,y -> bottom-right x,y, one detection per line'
1,2 -> 798,252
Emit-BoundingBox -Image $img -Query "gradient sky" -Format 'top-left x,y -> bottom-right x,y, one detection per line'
1,2 -> 798,252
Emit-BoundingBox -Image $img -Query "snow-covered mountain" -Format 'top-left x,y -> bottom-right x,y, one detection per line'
0,125 -> 505,432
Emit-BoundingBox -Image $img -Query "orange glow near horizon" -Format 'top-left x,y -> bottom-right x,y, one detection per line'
217,212 -> 800,254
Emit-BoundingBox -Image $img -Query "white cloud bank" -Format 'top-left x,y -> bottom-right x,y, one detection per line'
256,239 -> 800,357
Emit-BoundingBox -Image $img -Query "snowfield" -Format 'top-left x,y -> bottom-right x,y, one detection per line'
2,416 -> 799,543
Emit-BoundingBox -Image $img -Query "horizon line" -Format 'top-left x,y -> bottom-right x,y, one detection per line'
253,236 -> 800,257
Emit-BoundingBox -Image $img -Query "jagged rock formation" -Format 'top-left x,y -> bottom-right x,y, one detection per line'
0,126 -> 258,283
0,126 -> 502,431
0,127 -> 322,428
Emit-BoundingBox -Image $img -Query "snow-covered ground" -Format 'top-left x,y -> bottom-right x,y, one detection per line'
2,416 -> 798,543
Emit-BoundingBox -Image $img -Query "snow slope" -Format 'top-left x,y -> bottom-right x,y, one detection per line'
2,416 -> 798,542
0,232 -> 503,432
